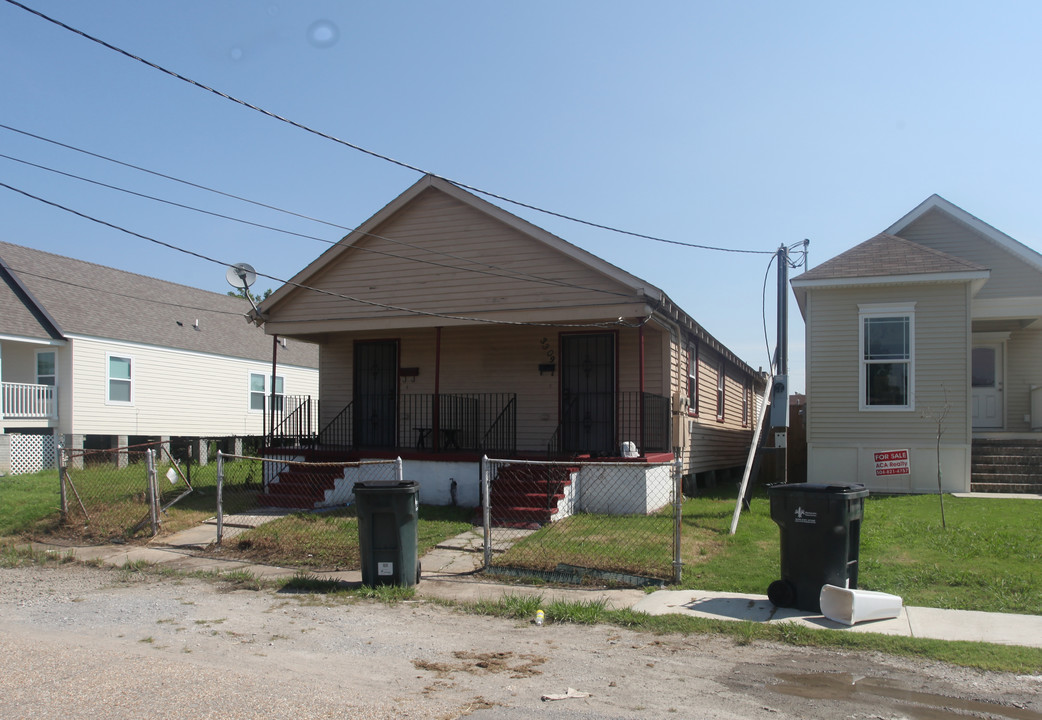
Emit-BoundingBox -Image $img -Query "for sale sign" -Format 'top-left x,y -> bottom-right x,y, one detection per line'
874,449 -> 910,476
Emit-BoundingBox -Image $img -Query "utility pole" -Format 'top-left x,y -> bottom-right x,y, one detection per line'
770,244 -> 790,484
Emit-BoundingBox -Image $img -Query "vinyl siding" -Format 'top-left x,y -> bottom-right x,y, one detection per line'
68,337 -> 318,437
806,282 -> 971,445
804,281 -> 973,492
899,211 -> 1042,300
666,334 -> 757,474
1005,327 -> 1042,431
275,188 -> 641,325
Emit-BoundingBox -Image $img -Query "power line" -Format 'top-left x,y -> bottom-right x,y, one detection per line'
0,133 -> 634,298
4,0 -> 774,257
0,180 -> 640,329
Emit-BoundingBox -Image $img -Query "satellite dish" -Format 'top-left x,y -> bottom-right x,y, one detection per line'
226,262 -> 257,291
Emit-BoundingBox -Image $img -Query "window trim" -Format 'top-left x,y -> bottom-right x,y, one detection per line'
36,349 -> 57,387
716,360 -> 726,422
858,302 -> 916,412
742,378 -> 750,427
106,353 -> 134,405
686,343 -> 700,417
249,371 -> 285,413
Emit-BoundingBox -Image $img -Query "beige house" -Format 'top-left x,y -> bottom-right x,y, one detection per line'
258,175 -> 765,506
0,241 -> 318,473
791,195 -> 1042,493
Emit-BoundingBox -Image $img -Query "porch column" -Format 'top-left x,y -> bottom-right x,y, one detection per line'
67,433 -> 85,470
638,322 -> 646,454
270,335 -> 279,441
433,327 -> 442,451
116,435 -> 129,469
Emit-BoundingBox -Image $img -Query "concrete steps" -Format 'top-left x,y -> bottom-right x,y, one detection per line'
257,469 -> 341,509
970,439 -> 1042,493
488,464 -> 575,527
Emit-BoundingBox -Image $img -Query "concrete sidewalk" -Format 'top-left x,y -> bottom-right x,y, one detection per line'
26,527 -> 1042,651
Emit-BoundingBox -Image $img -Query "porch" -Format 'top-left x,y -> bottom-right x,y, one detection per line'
265,390 -> 671,460
1,381 -> 57,421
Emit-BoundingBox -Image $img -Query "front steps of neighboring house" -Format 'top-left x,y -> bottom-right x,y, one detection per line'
488,464 -> 577,527
970,439 -> 1042,493
257,466 -> 343,509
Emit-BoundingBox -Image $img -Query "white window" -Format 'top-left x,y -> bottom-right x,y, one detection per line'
36,350 -> 56,386
107,354 -> 133,404
859,303 -> 915,410
249,372 -> 284,412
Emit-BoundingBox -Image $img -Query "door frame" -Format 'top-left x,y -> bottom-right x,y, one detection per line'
971,333 -> 1008,430
559,331 -> 619,455
352,339 -> 400,448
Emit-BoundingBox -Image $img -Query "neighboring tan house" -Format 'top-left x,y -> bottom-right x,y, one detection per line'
256,175 -> 766,510
0,241 -> 319,474
791,195 -> 1042,494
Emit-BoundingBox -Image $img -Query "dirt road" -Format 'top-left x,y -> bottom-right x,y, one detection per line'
1,564 -> 1039,719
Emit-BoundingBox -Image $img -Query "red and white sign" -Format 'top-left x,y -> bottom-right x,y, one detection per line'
874,449 -> 910,476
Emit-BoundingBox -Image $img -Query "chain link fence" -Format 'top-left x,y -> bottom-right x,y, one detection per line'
51,446 -> 684,585
481,458 -> 683,584
58,441 -> 193,541
209,453 -> 402,569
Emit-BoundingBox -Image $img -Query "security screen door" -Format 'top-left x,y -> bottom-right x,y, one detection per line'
561,333 -> 615,455
353,340 -> 398,448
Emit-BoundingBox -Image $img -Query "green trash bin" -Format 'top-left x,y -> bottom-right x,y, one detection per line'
766,482 -> 869,613
353,480 -> 421,587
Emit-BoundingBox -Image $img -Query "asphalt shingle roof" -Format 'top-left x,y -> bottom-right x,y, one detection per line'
793,233 -> 988,282
0,241 -> 317,367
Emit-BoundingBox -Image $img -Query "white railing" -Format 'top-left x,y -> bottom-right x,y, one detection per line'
1,382 -> 57,419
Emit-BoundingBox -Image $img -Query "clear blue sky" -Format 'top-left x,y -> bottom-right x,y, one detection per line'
4,1 -> 1042,393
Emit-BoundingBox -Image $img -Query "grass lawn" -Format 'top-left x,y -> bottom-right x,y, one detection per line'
679,488 -> 1042,615
0,470 -> 62,536
3,468 -> 1040,615
220,504 -> 474,570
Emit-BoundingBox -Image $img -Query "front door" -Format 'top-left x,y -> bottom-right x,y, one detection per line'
561,333 -> 616,455
972,344 -> 1003,429
353,340 -> 398,447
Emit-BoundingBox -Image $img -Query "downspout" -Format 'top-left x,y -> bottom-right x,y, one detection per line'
433,327 -> 442,451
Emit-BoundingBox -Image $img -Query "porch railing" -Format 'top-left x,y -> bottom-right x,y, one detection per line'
309,393 -> 516,454
1,382 -> 57,419
547,391 -> 670,457
263,395 -> 317,446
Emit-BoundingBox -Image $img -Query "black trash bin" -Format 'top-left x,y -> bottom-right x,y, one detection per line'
766,482 -> 869,612
353,480 -> 421,587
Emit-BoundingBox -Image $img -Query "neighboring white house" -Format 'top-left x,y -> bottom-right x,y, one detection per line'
0,241 -> 319,474
791,195 -> 1042,493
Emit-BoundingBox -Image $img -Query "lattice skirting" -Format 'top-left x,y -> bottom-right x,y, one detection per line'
3,433 -> 57,475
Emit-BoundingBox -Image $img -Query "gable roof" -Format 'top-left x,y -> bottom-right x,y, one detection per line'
261,174 -> 660,312
789,233 -> 989,316
886,194 -> 1042,273
795,233 -> 988,281
0,241 -> 317,367
258,174 -> 762,378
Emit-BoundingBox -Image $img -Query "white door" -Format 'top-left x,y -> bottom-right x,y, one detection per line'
972,344 -> 1003,429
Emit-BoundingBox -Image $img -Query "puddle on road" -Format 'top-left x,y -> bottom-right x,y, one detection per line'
772,672 -> 1041,720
